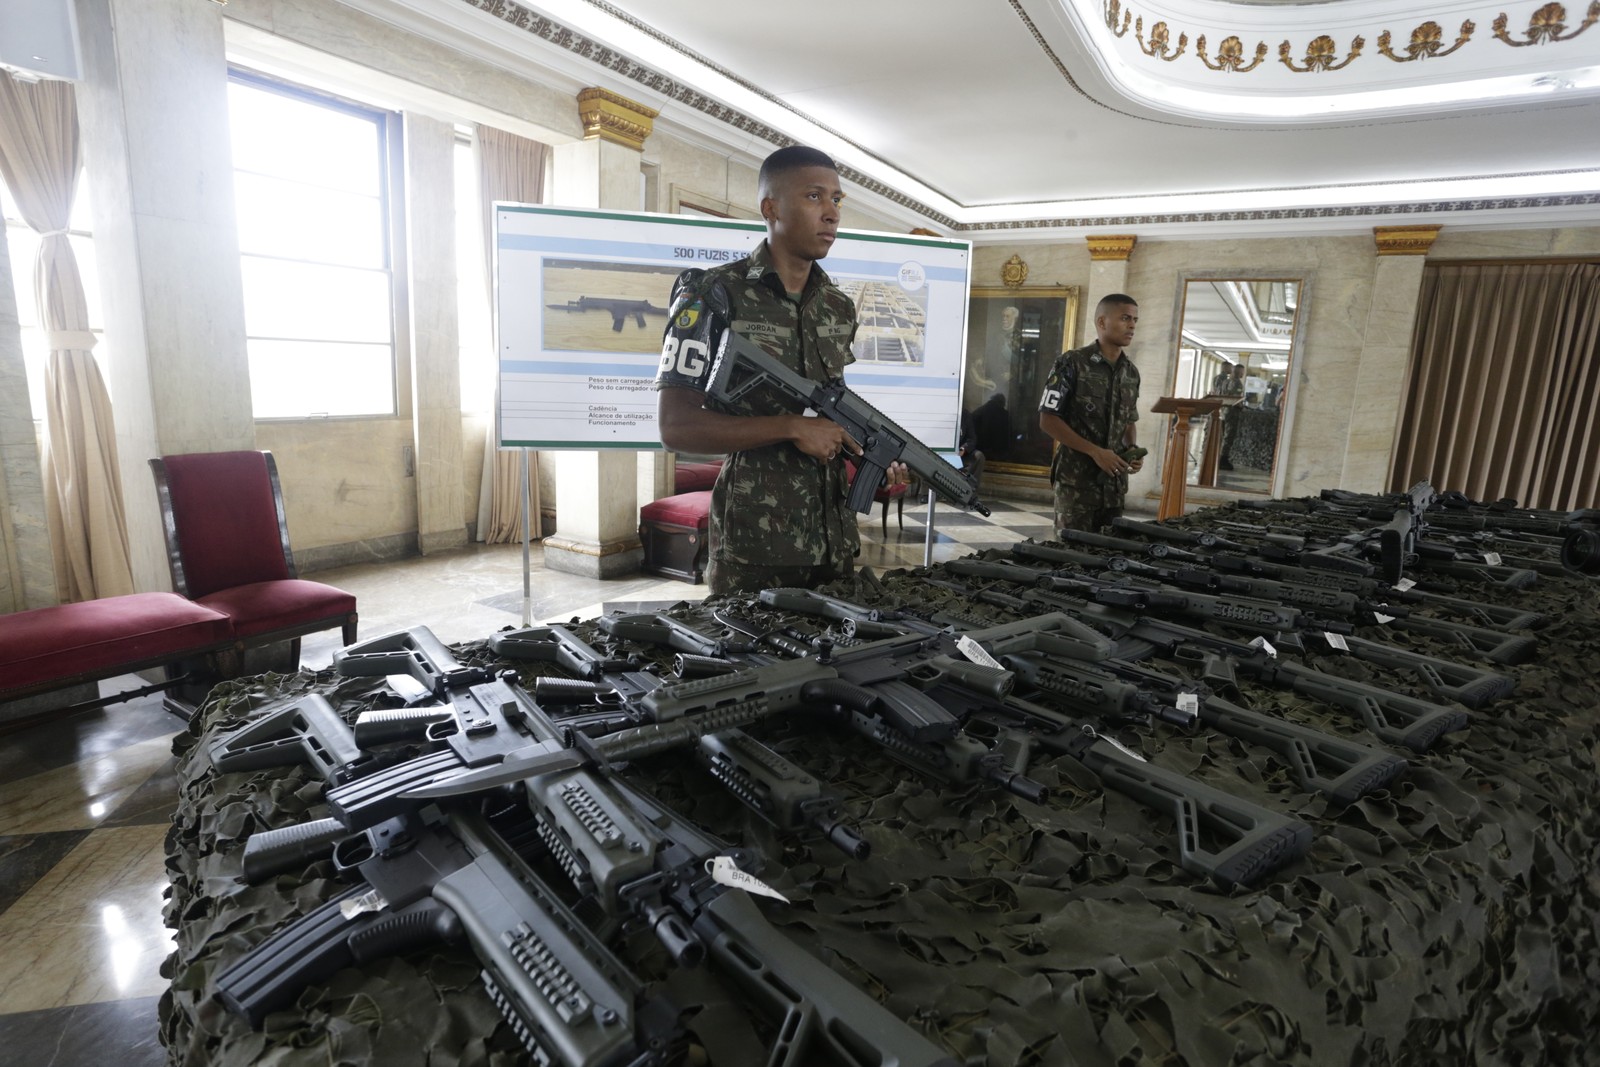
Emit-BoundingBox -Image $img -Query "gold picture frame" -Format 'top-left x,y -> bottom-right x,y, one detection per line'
964,286 -> 1081,478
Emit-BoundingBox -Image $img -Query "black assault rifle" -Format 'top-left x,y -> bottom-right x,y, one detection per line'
705,330 -> 990,516
546,295 -> 669,331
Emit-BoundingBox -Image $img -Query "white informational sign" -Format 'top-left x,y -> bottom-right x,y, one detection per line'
494,204 -> 972,454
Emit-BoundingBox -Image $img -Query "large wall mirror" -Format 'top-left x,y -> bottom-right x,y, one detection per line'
964,286 -> 1080,477
1171,277 -> 1306,495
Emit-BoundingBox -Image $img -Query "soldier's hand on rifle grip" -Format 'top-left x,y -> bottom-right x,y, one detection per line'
789,414 -> 857,464
884,461 -> 909,487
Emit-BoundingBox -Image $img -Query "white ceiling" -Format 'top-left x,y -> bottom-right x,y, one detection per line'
362,0 -> 1600,239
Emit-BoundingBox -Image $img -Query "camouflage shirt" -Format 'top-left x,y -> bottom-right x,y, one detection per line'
655,240 -> 860,569
1038,340 -> 1141,505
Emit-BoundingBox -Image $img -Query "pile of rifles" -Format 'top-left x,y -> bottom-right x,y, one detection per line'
167,483 -> 1600,1067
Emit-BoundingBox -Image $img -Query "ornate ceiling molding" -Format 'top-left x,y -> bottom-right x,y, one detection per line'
575,87 -> 657,149
1070,0 -> 1600,121
450,0 -> 1600,236
1374,224 -> 1445,255
1086,235 -> 1138,260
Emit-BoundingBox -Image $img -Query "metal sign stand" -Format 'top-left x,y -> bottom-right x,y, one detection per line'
520,447 -> 533,627
924,488 -> 937,567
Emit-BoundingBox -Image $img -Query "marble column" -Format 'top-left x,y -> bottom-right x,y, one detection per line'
1338,226 -> 1441,492
403,113 -> 467,555
74,0 -> 254,591
1084,235 -> 1137,340
0,220 -> 56,612
543,90 -> 659,579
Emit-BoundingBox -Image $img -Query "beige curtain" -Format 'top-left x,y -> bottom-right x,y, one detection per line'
0,73 -> 134,600
475,125 -> 549,543
1390,262 -> 1600,510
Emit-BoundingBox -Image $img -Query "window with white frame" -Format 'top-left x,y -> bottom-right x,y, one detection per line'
228,71 -> 397,419
1,177 -> 104,422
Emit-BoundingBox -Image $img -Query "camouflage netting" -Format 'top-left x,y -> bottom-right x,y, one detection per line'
161,499 -> 1600,1066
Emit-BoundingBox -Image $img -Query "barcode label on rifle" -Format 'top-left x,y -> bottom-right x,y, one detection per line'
1324,632 -> 1350,651
1176,692 -> 1200,715
1249,636 -> 1278,657
1374,613 -> 1397,624
1396,578 -> 1417,591
1484,552 -> 1503,566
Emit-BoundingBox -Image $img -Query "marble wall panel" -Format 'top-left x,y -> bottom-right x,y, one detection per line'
405,113 -> 467,554
1430,225 -> 1600,260
256,419 -> 417,551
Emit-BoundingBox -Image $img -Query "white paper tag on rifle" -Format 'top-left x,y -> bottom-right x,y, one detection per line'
956,635 -> 1002,669
1323,632 -> 1350,652
1374,612 -> 1397,624
1099,733 -> 1147,763
707,856 -> 790,903
1395,578 -> 1417,592
340,888 -> 388,920
1484,552 -> 1502,566
1248,635 -> 1278,657
1176,692 -> 1200,715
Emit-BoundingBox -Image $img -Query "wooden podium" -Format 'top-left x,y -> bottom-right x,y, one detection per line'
1151,396 -> 1222,520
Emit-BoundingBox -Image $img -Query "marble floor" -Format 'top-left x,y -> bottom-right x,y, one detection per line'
0,492 -> 1079,1066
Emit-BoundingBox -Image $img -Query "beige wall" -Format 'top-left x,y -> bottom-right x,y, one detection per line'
975,225 -> 1600,506
207,3 -> 907,567
7,0 -> 1597,600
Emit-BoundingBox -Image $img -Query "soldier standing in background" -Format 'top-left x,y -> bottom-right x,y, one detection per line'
655,145 -> 904,595
1038,294 -> 1143,534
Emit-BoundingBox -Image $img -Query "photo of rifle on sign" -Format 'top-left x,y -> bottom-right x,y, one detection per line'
542,258 -> 681,354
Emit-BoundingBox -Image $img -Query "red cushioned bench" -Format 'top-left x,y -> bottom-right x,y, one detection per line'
673,460 -> 724,493
0,592 -> 236,712
639,490 -> 711,583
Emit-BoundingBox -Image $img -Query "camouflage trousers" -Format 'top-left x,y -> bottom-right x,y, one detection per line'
1053,481 -> 1124,535
707,557 -> 852,596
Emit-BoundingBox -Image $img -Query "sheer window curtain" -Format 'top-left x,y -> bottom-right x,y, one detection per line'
1390,262 -> 1600,510
0,72 -> 134,600
474,126 -> 548,543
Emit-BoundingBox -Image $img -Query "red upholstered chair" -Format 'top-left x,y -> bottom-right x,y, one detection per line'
149,450 -> 358,671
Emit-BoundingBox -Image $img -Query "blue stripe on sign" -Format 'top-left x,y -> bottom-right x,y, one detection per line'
497,234 -> 734,261
827,257 -> 968,283
502,360 -> 656,376
846,372 -> 960,389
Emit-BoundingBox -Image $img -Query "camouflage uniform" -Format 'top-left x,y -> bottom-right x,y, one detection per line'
1038,340 -> 1141,533
655,240 -> 859,595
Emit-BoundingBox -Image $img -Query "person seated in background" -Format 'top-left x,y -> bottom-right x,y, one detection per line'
971,391 -> 1011,462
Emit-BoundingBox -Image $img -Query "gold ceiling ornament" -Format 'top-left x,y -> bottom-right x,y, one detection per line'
1085,235 -> 1138,261
999,254 -> 1031,288
1378,19 -> 1476,61
1373,224 -> 1444,255
1105,0 -> 1132,37
1493,1 -> 1600,45
1197,35 -> 1270,72
909,227 -> 944,237
1137,18 -> 1188,60
1280,34 -> 1366,72
575,88 -> 659,150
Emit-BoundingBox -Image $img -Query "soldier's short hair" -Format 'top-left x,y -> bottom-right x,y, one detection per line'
759,145 -> 839,197
1096,293 -> 1138,317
